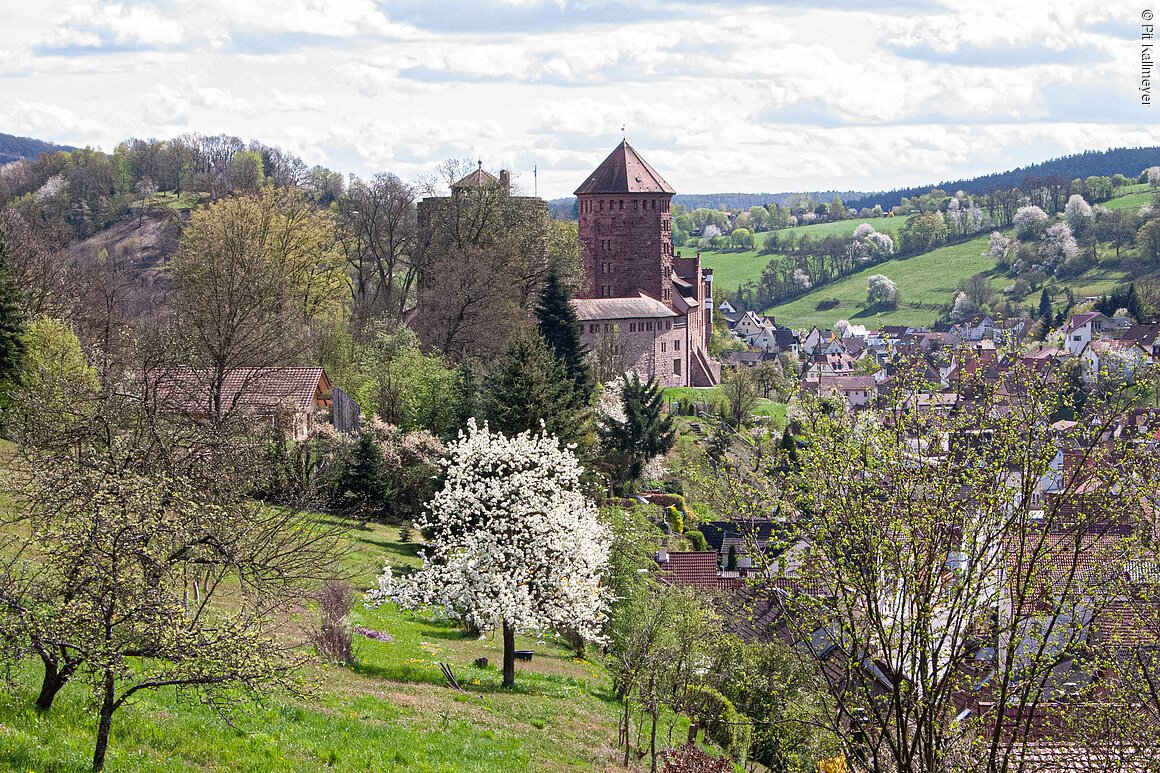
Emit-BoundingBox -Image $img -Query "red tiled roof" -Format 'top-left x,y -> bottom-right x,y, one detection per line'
574,140 -> 676,195
156,367 -> 330,415
658,551 -> 743,590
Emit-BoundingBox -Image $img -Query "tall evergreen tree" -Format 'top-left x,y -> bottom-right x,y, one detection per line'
483,331 -> 590,450
598,373 -> 675,494
336,432 -> 391,519
535,270 -> 591,399
1037,287 -> 1052,321
0,229 -> 25,398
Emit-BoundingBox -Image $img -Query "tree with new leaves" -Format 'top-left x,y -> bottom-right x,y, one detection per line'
698,361 -> 1159,773
598,373 -> 675,494
0,380 -> 344,772
370,420 -> 610,687
169,186 -> 347,423
536,268 -> 591,400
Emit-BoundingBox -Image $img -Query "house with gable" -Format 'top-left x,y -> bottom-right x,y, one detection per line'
1062,312 -> 1112,356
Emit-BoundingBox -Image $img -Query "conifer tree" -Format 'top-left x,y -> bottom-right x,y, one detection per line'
599,373 -> 675,493
483,331 -> 590,450
0,229 -> 25,399
337,432 -> 390,519
1037,287 -> 1052,321
536,270 -> 591,400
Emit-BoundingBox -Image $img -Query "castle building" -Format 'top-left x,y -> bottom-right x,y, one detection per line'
571,141 -> 719,386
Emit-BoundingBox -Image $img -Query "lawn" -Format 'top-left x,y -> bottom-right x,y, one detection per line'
693,216 -> 912,294
663,386 -> 787,427
763,234 -> 999,329
0,520 -> 639,773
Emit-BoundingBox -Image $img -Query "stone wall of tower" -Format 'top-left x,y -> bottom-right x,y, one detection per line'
577,193 -> 674,302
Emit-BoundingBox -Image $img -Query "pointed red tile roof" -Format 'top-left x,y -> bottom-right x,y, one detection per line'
574,140 -> 675,195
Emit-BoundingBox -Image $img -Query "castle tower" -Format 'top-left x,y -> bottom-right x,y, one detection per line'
574,141 -> 676,303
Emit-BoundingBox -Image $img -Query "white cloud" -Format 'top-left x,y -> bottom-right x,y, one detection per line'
0,1 -> 1152,197
40,3 -> 183,48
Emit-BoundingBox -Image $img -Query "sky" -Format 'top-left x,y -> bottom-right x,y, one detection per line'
0,0 -> 1156,198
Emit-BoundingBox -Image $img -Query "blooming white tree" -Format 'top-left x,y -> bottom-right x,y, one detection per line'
1064,194 -> 1092,233
1013,205 -> 1048,238
987,231 -> 1012,260
1146,165 -> 1160,187
950,291 -> 978,323
866,274 -> 899,309
792,267 -> 812,290
1039,221 -> 1079,270
369,420 -> 610,687
847,224 -> 894,264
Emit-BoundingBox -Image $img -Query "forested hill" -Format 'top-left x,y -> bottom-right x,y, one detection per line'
0,132 -> 74,164
848,146 -> 1160,210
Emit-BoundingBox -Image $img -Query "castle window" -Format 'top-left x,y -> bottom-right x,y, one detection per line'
589,324 -> 597,333
634,200 -> 639,211
673,358 -> 681,376
619,200 -> 624,211
599,201 -> 604,212
661,342 -> 667,353
674,340 -> 680,350
629,322 -> 636,332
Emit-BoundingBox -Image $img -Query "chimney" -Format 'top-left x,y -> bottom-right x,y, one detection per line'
656,550 -> 669,564
499,169 -> 510,193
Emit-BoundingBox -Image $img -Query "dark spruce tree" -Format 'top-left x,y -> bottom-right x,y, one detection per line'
483,331 -> 591,451
0,229 -> 25,401
598,373 -> 675,495
337,432 -> 391,519
535,269 -> 591,400
1037,287 -> 1052,321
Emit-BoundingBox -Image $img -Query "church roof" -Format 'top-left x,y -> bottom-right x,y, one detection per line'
571,294 -> 677,321
574,140 -> 676,196
452,166 -> 500,189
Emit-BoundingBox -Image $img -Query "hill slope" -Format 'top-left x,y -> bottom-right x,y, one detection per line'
849,147 -> 1160,211
0,131 -> 74,164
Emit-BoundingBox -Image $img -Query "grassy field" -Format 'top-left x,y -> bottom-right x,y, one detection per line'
762,234 -> 1000,329
695,216 -> 911,293
0,520 -> 640,773
663,386 -> 787,427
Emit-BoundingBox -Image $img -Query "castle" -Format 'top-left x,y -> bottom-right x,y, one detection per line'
571,141 -> 720,387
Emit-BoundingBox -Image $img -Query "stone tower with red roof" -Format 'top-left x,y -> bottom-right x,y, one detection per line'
571,141 -> 719,387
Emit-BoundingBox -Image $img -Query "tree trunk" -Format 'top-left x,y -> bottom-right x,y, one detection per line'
35,659 -> 69,712
502,619 -> 516,688
92,670 -> 116,772
622,695 -> 632,767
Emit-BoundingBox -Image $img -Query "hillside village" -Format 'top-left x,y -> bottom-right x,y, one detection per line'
0,126 -> 1159,773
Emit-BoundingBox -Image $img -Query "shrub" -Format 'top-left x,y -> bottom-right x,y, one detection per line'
660,744 -> 734,773
684,529 -> 708,551
398,520 -> 414,543
314,579 -> 355,663
686,684 -> 752,760
667,505 -> 684,535
816,298 -> 840,311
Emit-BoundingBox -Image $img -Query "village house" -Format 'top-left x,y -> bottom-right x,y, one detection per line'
154,367 -> 360,441
1079,338 -> 1152,383
1062,311 -> 1112,356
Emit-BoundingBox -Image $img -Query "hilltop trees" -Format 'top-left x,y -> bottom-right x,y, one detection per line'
169,186 -> 347,422
371,421 -> 609,688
